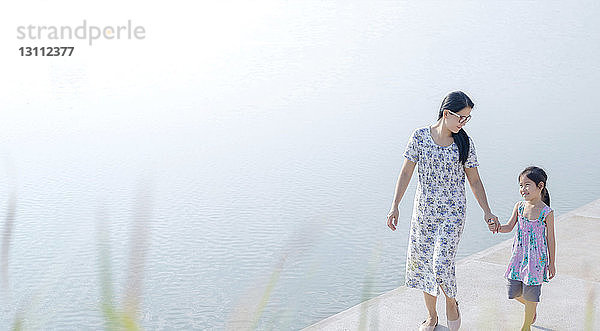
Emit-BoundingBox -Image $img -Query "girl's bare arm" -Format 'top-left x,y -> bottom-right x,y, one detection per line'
546,211 -> 556,278
498,202 -> 520,233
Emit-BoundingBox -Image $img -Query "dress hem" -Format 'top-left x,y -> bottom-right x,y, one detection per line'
404,281 -> 456,299
505,276 -> 548,286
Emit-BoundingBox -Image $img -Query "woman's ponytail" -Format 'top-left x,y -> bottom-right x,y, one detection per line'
437,91 -> 475,165
452,129 -> 470,165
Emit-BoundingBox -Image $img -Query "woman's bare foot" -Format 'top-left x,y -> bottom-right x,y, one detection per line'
421,315 -> 438,327
446,300 -> 459,321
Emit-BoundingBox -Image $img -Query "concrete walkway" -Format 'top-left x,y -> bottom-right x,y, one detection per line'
303,198 -> 600,330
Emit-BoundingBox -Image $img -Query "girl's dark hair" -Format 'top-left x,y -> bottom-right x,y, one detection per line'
437,91 -> 475,164
519,166 -> 550,206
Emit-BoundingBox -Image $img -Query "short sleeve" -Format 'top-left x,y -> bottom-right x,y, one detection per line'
403,130 -> 420,163
542,206 -> 554,220
464,137 -> 479,168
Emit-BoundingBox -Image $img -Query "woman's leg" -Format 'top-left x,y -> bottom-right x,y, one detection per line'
422,291 -> 438,326
434,215 -> 465,322
440,285 -> 459,320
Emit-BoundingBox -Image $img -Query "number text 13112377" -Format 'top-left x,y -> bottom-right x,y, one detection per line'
19,47 -> 74,56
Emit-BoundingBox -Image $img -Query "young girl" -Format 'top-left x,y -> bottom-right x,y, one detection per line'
494,166 -> 556,331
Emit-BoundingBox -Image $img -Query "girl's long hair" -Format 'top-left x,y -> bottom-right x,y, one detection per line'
437,91 -> 475,164
520,166 -> 551,206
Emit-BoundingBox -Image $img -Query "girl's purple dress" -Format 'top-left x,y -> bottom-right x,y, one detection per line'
505,201 -> 553,285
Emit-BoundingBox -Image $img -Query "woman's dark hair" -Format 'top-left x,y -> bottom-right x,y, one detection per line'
437,91 -> 475,164
519,166 -> 550,206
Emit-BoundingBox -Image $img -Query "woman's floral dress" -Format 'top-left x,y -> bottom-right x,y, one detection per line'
403,127 -> 479,298
505,202 -> 553,285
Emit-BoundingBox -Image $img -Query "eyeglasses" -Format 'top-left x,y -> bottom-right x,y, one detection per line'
447,110 -> 472,124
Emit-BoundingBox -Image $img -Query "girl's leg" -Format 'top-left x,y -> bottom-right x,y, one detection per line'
520,300 -> 537,331
422,291 -> 438,326
514,295 -> 537,325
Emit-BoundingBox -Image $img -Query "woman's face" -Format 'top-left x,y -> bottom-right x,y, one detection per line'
444,106 -> 472,133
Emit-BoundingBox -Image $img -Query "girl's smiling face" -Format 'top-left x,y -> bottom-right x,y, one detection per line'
519,174 -> 544,201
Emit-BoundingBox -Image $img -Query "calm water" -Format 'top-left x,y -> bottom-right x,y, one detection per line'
1,1 -> 600,330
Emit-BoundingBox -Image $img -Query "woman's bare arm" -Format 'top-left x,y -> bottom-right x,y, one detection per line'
387,158 -> 416,231
465,167 -> 499,229
391,159 -> 416,209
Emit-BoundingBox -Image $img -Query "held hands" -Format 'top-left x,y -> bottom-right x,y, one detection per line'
387,208 -> 399,231
485,212 -> 500,233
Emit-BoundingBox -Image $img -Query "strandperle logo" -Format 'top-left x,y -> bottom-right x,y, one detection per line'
16,20 -> 146,46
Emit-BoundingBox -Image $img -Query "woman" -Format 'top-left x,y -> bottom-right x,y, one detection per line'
386,91 -> 499,331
